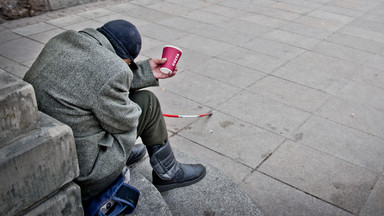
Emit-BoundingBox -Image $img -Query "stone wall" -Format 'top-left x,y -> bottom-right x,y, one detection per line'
0,0 -> 98,21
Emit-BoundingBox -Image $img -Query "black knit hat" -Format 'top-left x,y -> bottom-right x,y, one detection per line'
97,20 -> 141,68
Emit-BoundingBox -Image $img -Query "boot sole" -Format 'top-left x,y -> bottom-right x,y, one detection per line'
154,168 -> 207,192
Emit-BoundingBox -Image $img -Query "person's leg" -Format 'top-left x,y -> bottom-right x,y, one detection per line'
130,90 -> 206,192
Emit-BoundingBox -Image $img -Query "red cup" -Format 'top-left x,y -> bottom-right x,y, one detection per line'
160,45 -> 183,74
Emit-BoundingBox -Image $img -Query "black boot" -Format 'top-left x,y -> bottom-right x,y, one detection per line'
126,143 -> 146,166
147,141 -> 206,192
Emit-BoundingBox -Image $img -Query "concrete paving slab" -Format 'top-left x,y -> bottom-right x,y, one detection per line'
122,6 -> 170,23
103,2 -> 139,13
217,90 -> 311,138
293,116 -> 384,173
218,47 -> 287,73
61,19 -> 104,31
350,67 -> 384,89
11,22 -> 57,36
26,28 -> 65,44
148,87 -> 212,133
138,23 -> 189,43
194,58 -> 266,88
76,8 -> 116,19
247,75 -> 330,113
169,134 -> 253,185
320,4 -> 365,17
295,15 -> 347,32
173,34 -> 235,57
313,41 -> 384,71
316,96 -> 384,139
251,4 -> 303,21
349,17 -> 384,34
359,176 -> 384,216
46,15 -> 88,27
146,2 -> 192,15
159,71 -> 241,108
94,14 -> 150,27
243,37 -> 306,60
337,81 -> 384,111
0,56 -> 28,78
237,13 -> 288,28
279,22 -> 333,40
166,0 -> 212,9
196,24 -> 255,46
262,29 -> 321,50
201,4 -> 247,18
217,19 -> 273,36
326,32 -> 384,55
178,111 -> 285,168
0,30 -> 21,43
241,171 -> 352,216
180,10 -> 230,25
273,51 -> 356,94
339,25 -> 384,44
269,1 -> 316,14
159,16 -> 212,34
259,140 -> 377,214
0,37 -> 44,63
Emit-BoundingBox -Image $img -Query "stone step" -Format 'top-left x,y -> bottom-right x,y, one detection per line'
130,169 -> 173,216
0,69 -> 39,147
131,149 -> 263,216
0,111 -> 80,216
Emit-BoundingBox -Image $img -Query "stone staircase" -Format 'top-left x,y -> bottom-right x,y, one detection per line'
0,69 -> 263,216
0,69 -> 82,215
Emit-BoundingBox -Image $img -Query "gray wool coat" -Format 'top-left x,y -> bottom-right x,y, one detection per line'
23,28 -> 159,200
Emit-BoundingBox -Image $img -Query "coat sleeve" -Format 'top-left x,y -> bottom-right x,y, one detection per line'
92,70 -> 141,147
130,59 -> 159,90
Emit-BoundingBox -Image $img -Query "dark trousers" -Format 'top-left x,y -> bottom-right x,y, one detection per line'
129,90 -> 168,146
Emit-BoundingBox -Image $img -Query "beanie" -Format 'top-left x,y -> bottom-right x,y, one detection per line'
97,20 -> 142,61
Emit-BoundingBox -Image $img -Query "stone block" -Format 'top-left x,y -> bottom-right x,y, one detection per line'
23,183 -> 83,216
0,70 -> 39,146
0,112 -> 79,216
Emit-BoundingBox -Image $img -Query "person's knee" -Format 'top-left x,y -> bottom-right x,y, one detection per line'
130,90 -> 160,109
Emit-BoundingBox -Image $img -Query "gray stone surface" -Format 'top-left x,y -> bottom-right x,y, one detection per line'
24,183 -> 83,216
130,170 -> 172,216
133,148 -> 263,216
294,116 -> 384,173
241,171 -> 352,216
217,90 -> 311,138
0,70 -> 39,146
178,111 -> 285,168
259,141 -> 377,214
0,112 -> 79,216
2,0 -> 384,214
359,176 -> 384,216
316,96 -> 384,139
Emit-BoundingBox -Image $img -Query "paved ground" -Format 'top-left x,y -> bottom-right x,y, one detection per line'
1,0 -> 384,215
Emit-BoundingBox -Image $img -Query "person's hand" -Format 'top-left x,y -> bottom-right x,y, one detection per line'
150,58 -> 177,79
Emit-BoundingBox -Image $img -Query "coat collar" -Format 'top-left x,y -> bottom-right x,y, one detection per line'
79,28 -> 116,54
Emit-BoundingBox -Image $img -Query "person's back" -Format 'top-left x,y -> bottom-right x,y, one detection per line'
24,20 -> 206,214
24,28 -> 141,200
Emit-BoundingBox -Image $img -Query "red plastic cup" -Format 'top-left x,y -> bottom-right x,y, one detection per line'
160,45 -> 183,74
